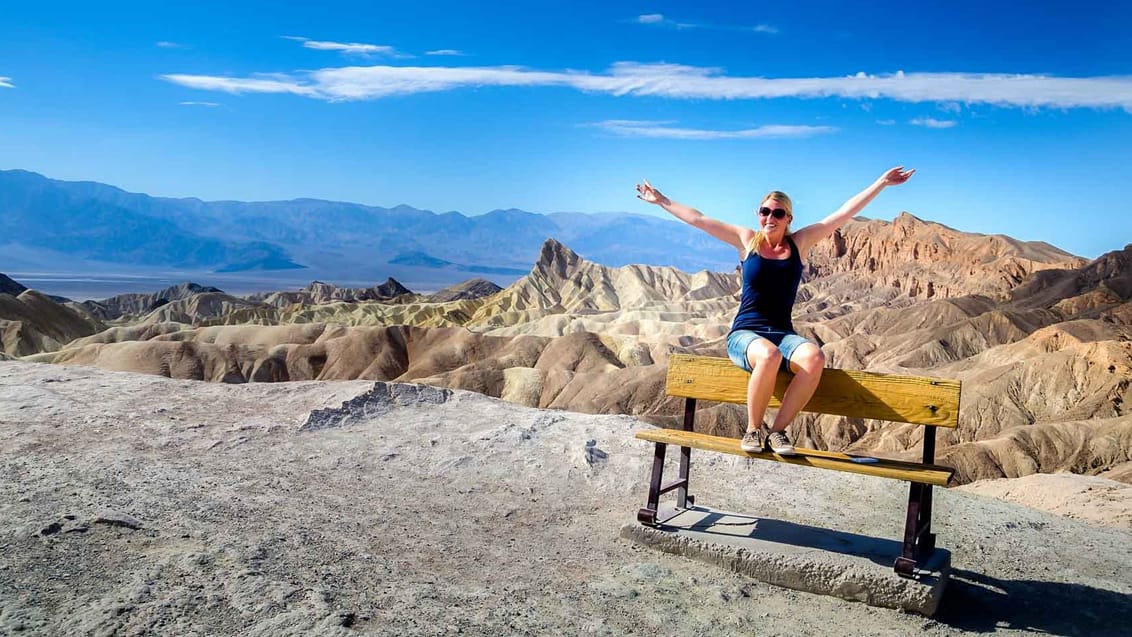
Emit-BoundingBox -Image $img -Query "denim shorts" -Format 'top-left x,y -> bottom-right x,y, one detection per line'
727,329 -> 814,373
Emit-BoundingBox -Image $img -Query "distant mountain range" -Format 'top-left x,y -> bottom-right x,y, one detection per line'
0,169 -> 732,284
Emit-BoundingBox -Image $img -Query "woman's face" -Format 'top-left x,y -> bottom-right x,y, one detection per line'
758,198 -> 791,236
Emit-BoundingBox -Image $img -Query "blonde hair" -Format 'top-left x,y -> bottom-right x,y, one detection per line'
744,190 -> 794,256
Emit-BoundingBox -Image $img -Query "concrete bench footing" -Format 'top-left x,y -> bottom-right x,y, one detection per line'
620,505 -> 951,616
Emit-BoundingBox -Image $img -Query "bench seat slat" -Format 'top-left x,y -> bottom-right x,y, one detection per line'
665,354 -> 961,427
635,428 -> 954,487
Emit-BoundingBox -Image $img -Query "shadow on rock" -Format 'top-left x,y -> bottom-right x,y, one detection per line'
936,568 -> 1132,636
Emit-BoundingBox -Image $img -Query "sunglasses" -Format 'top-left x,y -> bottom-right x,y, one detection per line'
758,207 -> 789,220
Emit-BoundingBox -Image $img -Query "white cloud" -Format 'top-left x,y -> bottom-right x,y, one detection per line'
0,76 -> 13,88
159,62 -> 1132,111
589,120 -> 836,140
304,40 -> 397,55
156,41 -> 184,49
910,117 -> 957,128
635,14 -> 777,33
179,101 -> 220,107
283,35 -> 402,57
426,49 -> 466,56
876,119 -> 896,125
161,73 -> 320,97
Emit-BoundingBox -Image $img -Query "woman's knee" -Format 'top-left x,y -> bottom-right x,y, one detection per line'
746,339 -> 782,367
791,343 -> 826,374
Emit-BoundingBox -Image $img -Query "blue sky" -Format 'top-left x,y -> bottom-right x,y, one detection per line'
2,0 -> 1130,259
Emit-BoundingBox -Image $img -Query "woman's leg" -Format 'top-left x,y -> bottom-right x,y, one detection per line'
770,342 -> 826,432
745,338 -> 782,432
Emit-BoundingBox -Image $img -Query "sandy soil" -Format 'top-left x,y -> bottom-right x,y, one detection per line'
958,473 -> 1132,530
1,360 -> 1130,636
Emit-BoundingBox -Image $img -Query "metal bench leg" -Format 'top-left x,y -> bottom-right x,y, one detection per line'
895,427 -> 940,576
918,426 -> 938,557
919,484 -> 936,556
637,441 -> 667,525
676,398 -> 696,509
639,398 -> 698,525
896,483 -> 925,575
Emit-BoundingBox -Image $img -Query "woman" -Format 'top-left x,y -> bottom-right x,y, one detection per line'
636,167 -> 915,455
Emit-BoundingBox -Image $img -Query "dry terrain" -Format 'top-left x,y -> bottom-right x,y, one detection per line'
3,215 -> 1132,634
5,222 -> 1129,490
2,361 -> 1130,635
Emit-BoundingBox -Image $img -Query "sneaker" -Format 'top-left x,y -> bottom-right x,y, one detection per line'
740,427 -> 765,452
767,431 -> 796,456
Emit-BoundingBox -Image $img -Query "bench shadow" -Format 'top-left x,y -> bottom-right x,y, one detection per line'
657,508 -> 1132,635
662,507 -> 908,568
934,568 -> 1132,636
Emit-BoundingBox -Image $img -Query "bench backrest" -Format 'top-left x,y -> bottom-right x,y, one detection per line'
665,354 -> 960,428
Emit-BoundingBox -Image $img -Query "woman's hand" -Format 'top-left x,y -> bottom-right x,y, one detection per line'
636,179 -> 669,205
880,166 -> 915,186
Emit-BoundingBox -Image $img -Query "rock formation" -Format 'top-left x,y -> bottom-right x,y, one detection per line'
0,273 -> 27,296
1,289 -> 105,356
12,222 -> 1129,487
427,278 -> 502,303
805,213 -> 1086,304
78,282 -> 225,320
248,278 -> 416,308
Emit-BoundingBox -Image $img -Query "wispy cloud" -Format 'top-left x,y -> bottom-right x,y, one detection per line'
590,120 -> 836,140
910,117 -> 958,128
283,36 -> 404,57
0,76 -> 13,89
159,62 -> 1132,111
162,74 -> 319,97
179,101 -> 220,107
426,49 -> 466,56
156,41 -> 184,49
634,13 -> 777,34
876,119 -> 896,125
304,40 -> 397,55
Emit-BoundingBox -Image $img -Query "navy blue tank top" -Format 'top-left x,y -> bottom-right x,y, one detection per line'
730,235 -> 803,334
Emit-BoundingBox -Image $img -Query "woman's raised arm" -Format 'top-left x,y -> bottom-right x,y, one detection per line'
792,166 -> 915,255
636,179 -> 752,253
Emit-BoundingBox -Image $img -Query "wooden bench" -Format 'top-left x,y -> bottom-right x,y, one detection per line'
635,354 -> 961,576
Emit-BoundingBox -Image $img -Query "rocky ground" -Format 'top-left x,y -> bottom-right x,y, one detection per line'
1,360 -> 1130,636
